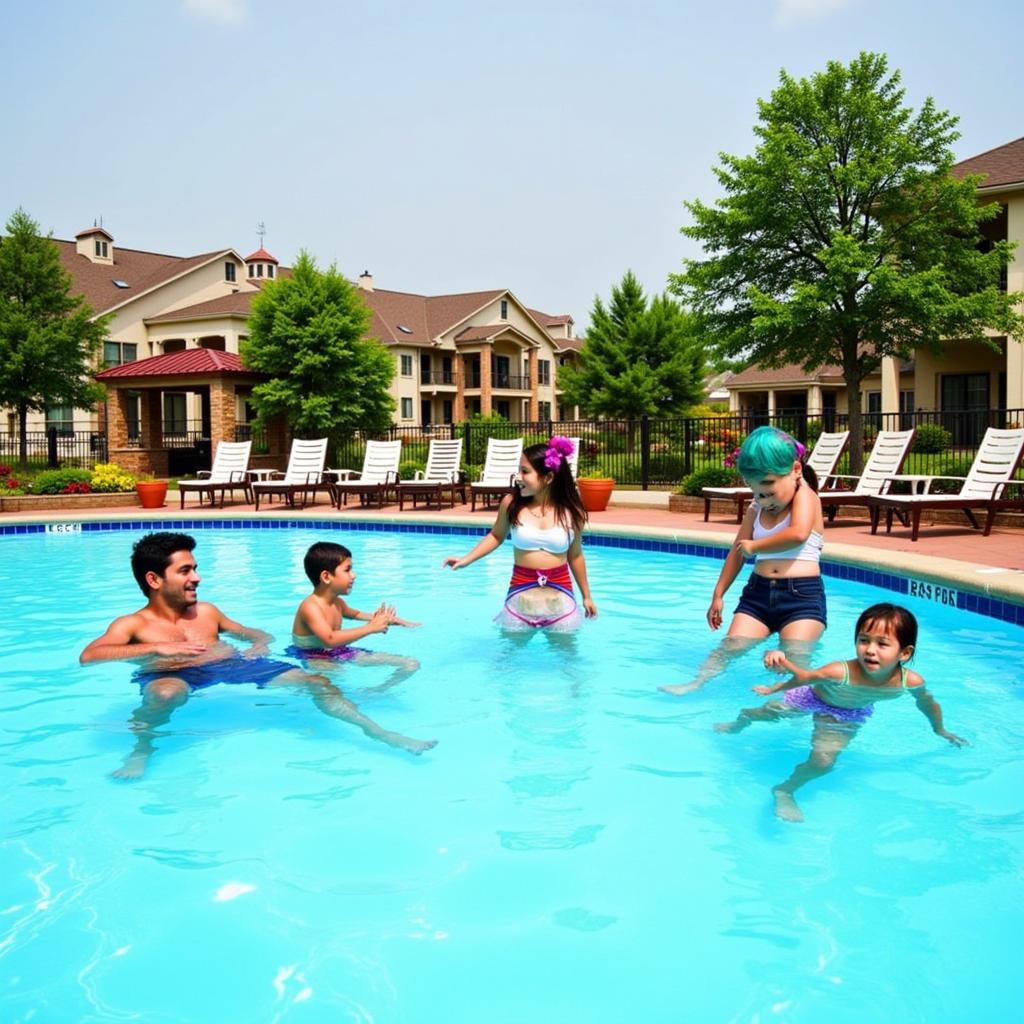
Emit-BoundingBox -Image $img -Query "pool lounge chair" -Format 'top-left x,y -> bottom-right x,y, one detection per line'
470,437 -> 523,511
702,430 -> 850,522
819,428 -> 915,523
867,427 -> 1024,541
177,440 -> 252,508
331,440 -> 403,509
252,438 -> 331,511
397,438 -> 465,510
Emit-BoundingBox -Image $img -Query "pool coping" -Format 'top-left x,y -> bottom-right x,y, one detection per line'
3,507 -> 1022,624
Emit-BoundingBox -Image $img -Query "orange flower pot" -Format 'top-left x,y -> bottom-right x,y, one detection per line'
136,480 -> 168,509
577,477 -> 614,513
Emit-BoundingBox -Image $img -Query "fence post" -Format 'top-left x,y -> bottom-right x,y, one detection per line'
684,418 -> 693,477
640,415 -> 651,491
464,423 -> 472,467
47,427 -> 58,468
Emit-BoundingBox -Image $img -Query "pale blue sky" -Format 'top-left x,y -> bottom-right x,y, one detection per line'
1,0 -> 1020,329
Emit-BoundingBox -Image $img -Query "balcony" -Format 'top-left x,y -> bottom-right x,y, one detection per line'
462,373 -> 532,391
421,369 -> 456,387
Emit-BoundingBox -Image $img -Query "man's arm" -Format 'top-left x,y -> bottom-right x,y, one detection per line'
216,608 -> 273,656
79,614 -> 206,664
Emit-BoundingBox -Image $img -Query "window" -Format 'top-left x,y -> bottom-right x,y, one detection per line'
94,239 -> 108,258
267,265 -> 274,278
163,393 -> 187,435
500,299 -> 508,320
225,261 -> 236,282
400,354 -> 413,376
45,406 -> 74,436
538,359 -> 551,385
866,391 -> 881,415
401,397 -> 413,419
255,263 -> 263,277
112,279 -> 129,289
103,341 -> 138,367
538,401 -> 552,421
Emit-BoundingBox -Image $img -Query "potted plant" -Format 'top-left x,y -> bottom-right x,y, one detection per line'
135,475 -> 168,509
577,471 -> 615,513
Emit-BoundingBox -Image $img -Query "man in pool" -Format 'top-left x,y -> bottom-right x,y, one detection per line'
80,532 -> 436,778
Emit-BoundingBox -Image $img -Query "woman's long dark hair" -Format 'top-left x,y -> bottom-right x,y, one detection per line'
507,443 -> 588,536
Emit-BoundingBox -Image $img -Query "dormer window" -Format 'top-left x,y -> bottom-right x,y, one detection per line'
267,264 -> 274,278
225,262 -> 236,282
256,264 -> 263,277
95,240 -> 108,258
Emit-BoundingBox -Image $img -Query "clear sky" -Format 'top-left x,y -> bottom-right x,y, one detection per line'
1,0 -> 1020,330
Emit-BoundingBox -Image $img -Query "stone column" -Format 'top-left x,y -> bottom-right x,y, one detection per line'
767,389 -> 776,417
807,384 -> 823,417
209,380 -> 238,455
454,352 -> 466,421
528,349 -> 539,420
480,348 -> 492,415
108,388 -> 131,449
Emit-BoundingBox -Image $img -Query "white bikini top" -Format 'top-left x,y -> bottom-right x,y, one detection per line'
752,507 -> 823,563
509,519 -> 574,555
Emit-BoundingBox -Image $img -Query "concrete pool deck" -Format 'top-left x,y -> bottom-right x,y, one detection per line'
2,489 -> 1022,605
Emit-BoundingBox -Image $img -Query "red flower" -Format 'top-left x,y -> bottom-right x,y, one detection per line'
0,464 -> 11,476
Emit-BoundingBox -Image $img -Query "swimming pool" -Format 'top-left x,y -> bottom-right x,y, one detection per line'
2,524 -> 1022,1022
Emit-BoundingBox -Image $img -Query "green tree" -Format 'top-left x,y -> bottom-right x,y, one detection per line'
241,251 -> 395,450
0,208 -> 109,467
560,271 -> 705,418
672,52 -> 1024,471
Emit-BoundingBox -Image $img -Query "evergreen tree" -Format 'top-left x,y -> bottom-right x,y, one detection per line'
672,52 -> 1024,471
0,208 -> 108,467
560,271 -> 705,418
241,252 -> 395,448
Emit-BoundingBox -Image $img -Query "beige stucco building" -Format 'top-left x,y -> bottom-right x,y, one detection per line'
722,136 -> 1024,422
11,228 -> 579,439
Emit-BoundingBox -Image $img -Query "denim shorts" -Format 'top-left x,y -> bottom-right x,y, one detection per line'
733,574 -> 827,633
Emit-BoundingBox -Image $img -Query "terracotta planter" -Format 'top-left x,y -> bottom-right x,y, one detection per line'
577,477 -> 614,513
135,480 -> 168,509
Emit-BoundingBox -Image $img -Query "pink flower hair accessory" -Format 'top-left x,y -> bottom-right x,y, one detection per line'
544,435 -> 576,471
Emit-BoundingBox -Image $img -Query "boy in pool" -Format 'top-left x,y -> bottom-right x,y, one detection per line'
80,532 -> 435,778
289,541 -> 422,689
714,603 -> 967,822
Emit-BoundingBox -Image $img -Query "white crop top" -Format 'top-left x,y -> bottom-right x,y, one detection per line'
509,520 -> 574,555
752,507 -> 823,563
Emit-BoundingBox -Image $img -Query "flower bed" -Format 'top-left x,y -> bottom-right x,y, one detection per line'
0,492 -> 140,513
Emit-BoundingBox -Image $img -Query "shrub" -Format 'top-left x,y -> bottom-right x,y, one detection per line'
0,477 -> 26,496
90,462 -> 137,493
648,454 -> 688,482
399,459 -> 424,480
31,468 -> 93,494
677,466 -> 740,496
928,457 -> 975,494
911,423 -> 952,455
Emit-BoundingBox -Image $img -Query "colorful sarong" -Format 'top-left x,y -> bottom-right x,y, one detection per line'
285,644 -> 371,662
495,563 -> 580,630
783,685 -> 874,724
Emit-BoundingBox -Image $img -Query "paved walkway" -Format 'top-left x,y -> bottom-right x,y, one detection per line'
4,490 -> 1023,597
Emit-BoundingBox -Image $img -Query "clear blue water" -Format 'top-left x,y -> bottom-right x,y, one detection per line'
2,527 -> 1022,1023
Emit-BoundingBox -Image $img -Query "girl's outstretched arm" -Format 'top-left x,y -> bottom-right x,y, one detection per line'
442,496 -> 511,570
753,657 -> 844,695
567,533 -> 597,617
909,683 -> 969,746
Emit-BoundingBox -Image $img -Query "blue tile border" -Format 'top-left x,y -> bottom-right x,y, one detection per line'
3,516 -> 1022,627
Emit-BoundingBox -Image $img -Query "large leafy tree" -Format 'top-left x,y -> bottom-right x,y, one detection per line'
0,208 -> 109,466
241,252 -> 395,449
671,52 -> 1024,471
559,271 -> 705,418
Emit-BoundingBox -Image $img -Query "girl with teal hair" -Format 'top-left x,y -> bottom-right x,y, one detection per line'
661,426 -> 826,695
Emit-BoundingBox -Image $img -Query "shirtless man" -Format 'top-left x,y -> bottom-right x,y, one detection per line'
81,532 -> 435,778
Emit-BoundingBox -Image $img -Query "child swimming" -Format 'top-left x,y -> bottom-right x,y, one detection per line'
661,425 -> 825,695
443,437 -> 597,628
715,603 -> 967,822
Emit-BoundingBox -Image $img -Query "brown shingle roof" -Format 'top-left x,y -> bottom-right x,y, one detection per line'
725,362 -> 845,387
526,307 -> 573,326
96,349 -> 258,380
357,288 -> 506,347
952,136 -> 1024,190
145,291 -> 258,323
56,240 -> 230,316
244,247 -> 279,264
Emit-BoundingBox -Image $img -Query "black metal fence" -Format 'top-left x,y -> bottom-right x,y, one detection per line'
0,430 -> 107,470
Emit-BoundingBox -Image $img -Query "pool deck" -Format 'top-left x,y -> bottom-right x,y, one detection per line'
3,490 -> 1023,603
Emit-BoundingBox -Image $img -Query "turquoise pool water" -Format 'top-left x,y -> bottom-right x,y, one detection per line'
2,526 -> 1022,1023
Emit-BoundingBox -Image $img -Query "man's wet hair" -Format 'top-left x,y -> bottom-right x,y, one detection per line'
131,532 -> 197,595
304,541 -> 353,585
855,602 -> 918,652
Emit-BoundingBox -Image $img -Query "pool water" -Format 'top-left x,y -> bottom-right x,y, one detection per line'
2,527 -> 1022,1023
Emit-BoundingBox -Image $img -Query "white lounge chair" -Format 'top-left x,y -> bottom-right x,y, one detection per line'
819,428 -> 915,522
868,427 -> 1024,541
470,437 -> 523,511
702,430 -> 850,522
252,438 -> 330,510
398,438 -> 464,510
331,439 -> 403,509
177,440 -> 252,508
